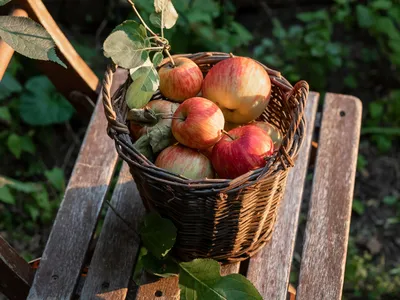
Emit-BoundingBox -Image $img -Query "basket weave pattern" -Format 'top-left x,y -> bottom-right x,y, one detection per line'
102,52 -> 309,262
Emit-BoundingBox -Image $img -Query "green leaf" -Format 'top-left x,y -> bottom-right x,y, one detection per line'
44,167 -> 65,191
126,66 -> 159,109
0,0 -> 12,6
0,72 -> 22,100
20,135 -> 35,154
32,187 -> 50,210
344,75 -> 358,89
7,133 -> 22,158
148,124 -> 173,153
0,185 -> 15,204
0,176 -> 41,193
371,0 -> 392,10
179,259 -> 262,300
179,259 -> 221,300
204,274 -> 262,300
103,21 -> 150,69
356,5 -> 374,28
272,18 -> 286,39
142,250 -> 179,278
25,203 -> 40,221
0,106 -> 11,123
369,102 -> 384,119
20,76 -> 74,125
374,17 -> 400,40
133,134 -> 154,161
0,16 -> 66,67
297,10 -> 328,22
352,199 -> 365,215
139,212 -> 177,259
383,195 -> 397,206
152,52 -> 164,67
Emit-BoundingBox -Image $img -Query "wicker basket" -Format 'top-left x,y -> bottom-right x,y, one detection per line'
102,52 -> 309,262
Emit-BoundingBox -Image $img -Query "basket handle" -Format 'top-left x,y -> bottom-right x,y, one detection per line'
102,64 -> 130,136
274,80 -> 309,169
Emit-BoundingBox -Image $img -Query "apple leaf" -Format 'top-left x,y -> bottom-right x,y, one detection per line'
133,134 -> 154,161
151,0 -> 178,29
139,212 -> 177,259
0,186 -> 15,205
6,133 -> 34,159
0,16 -> 66,68
103,20 -> 150,69
148,123 -> 173,154
44,167 -> 65,192
126,65 -> 159,109
142,249 -> 179,278
153,51 -> 164,67
0,0 -> 12,5
127,107 -> 158,124
179,259 -> 262,300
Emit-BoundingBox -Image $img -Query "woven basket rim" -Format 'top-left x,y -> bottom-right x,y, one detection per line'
102,51 -> 309,190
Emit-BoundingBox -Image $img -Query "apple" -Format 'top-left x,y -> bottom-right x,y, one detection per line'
155,144 -> 215,179
129,100 -> 179,141
158,57 -> 203,102
211,125 -> 274,179
202,56 -> 271,124
171,97 -> 225,149
251,121 -> 283,149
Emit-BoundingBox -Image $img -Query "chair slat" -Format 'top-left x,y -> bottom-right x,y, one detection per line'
81,163 -> 145,299
27,83 -> 121,300
296,93 -> 362,300
246,92 -> 320,299
0,236 -> 34,300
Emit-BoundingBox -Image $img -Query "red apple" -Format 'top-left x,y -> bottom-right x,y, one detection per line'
251,121 -> 283,149
129,100 -> 179,140
155,144 -> 215,179
158,57 -> 203,102
202,56 -> 271,124
211,125 -> 274,179
171,97 -> 225,150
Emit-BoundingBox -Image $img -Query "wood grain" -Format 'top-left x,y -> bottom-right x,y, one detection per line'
296,93 -> 362,300
81,163 -> 145,299
27,89 -> 119,300
0,8 -> 28,80
0,235 -> 34,300
246,92 -> 320,299
136,276 -> 180,300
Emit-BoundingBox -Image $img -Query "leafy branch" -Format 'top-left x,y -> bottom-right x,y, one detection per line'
103,0 -> 179,109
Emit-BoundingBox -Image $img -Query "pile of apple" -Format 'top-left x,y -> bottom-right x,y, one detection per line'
129,56 -> 283,180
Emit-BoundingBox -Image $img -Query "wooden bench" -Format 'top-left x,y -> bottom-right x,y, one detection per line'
3,70 -> 358,300
0,2 -> 362,299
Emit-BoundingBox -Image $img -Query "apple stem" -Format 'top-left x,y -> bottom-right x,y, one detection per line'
164,48 -> 176,67
221,129 -> 235,140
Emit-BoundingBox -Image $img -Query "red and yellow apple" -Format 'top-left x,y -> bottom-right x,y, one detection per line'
155,144 -> 215,179
211,125 -> 274,179
129,100 -> 179,140
202,56 -> 271,124
158,57 -> 203,102
171,97 -> 225,149
251,121 -> 283,149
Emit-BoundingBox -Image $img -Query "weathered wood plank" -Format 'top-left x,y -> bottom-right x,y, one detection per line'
27,77 -> 124,299
81,163 -> 145,299
246,92 -> 320,299
136,276 -> 180,300
296,93 -> 362,300
0,235 -> 34,300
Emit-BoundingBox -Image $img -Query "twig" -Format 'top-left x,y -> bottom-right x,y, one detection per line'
221,129 -> 235,140
127,0 -> 159,39
164,48 -> 175,67
105,199 -> 140,238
